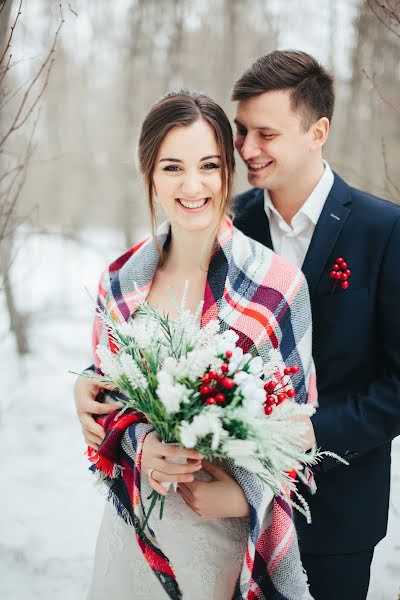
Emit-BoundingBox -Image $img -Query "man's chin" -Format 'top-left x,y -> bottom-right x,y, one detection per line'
247,170 -> 274,189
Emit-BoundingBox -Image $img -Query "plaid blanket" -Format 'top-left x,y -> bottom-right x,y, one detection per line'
88,217 -> 317,600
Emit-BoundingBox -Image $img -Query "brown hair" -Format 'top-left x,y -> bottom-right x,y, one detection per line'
231,50 -> 335,130
138,90 -> 235,249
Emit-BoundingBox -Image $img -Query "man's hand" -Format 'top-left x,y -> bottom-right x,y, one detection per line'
74,375 -> 117,449
178,461 -> 250,519
292,414 -> 317,451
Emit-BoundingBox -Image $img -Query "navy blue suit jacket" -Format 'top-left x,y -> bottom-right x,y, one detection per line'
233,173 -> 400,554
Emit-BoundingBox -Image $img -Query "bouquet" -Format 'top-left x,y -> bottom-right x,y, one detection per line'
92,295 -> 340,532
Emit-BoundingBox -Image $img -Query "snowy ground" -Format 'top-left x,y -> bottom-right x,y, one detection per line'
1,232 -> 399,600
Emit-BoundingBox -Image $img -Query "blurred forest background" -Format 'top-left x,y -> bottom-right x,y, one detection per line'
0,1 -> 399,599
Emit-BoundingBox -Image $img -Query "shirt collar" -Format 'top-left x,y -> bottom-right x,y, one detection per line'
264,161 -> 334,227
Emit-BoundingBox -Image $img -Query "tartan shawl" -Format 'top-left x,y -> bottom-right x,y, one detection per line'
89,216 -> 317,600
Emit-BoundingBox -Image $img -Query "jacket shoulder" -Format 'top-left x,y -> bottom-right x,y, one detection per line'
350,186 -> 400,222
232,187 -> 262,216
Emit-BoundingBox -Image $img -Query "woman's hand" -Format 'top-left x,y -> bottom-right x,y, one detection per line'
141,432 -> 204,496
74,375 -> 117,449
178,461 -> 250,519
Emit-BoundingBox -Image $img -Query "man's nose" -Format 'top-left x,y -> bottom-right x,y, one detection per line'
239,135 -> 261,161
181,172 -> 203,196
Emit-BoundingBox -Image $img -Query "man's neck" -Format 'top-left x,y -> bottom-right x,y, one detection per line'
269,161 -> 325,225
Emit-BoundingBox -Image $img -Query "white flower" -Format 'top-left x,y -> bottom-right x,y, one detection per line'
223,438 -> 258,457
216,329 -> 239,354
156,371 -> 190,414
119,353 -> 148,390
96,345 -> 122,380
179,408 -> 226,450
227,346 -> 244,374
181,347 -> 216,381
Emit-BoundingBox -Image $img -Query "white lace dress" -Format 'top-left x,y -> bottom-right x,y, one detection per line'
87,462 -> 250,600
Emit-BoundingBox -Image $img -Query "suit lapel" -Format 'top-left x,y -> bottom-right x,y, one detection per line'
234,189 -> 273,250
302,174 -> 352,293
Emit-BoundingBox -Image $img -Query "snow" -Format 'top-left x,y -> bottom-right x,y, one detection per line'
1,231 -> 399,600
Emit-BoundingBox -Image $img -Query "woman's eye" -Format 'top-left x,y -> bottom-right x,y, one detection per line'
261,134 -> 274,140
163,165 -> 181,172
202,162 -> 220,170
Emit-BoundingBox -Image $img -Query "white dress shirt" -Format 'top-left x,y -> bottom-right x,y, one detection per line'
264,161 -> 334,268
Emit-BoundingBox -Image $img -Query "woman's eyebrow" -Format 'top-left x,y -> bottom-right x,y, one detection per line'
159,155 -> 221,163
159,157 -> 183,163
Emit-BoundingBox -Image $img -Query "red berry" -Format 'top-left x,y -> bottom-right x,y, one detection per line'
290,365 -> 300,374
266,395 -> 276,406
341,273 -> 349,281
277,393 -> 287,403
341,261 -> 348,270
215,393 -> 225,404
336,257 -> 344,264
345,269 -> 351,277
264,405 -> 273,415
221,363 -> 229,373
208,371 -> 218,380
334,271 -> 341,280
202,374 -> 211,385
333,263 -> 340,271
264,380 -> 276,392
341,281 -> 349,289
287,389 -> 296,398
225,350 -> 232,359
329,270 -> 337,279
221,377 -> 235,390
200,385 -> 211,396
206,396 -> 216,405
284,367 -> 291,376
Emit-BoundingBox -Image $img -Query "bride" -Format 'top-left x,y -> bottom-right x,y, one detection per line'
74,90 -> 316,600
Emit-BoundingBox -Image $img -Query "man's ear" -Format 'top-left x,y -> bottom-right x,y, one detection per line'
311,117 -> 330,149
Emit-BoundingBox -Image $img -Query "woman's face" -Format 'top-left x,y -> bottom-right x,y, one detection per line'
152,119 -> 223,233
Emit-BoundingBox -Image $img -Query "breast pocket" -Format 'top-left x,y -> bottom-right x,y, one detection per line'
312,288 -> 371,362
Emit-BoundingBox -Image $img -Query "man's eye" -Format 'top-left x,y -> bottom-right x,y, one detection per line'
163,165 -> 181,172
261,134 -> 274,139
202,162 -> 220,170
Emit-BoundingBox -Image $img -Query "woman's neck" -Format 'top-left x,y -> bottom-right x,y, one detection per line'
161,223 -> 216,274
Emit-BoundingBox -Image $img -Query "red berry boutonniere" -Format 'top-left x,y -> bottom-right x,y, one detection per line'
329,257 -> 351,293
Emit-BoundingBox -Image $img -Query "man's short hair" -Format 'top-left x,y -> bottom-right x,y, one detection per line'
232,50 -> 335,130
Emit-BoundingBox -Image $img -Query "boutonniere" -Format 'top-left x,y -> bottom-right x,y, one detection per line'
329,257 -> 351,293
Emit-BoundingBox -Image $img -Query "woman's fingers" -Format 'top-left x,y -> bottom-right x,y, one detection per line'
177,487 -> 200,515
85,433 -> 102,450
150,469 -> 195,484
161,443 -> 203,461
146,470 -> 168,496
81,414 -> 106,439
151,457 -> 202,476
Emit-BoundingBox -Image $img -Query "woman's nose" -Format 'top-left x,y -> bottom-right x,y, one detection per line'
180,172 -> 203,197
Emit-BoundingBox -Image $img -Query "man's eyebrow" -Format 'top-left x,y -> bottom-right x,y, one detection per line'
159,155 -> 221,163
234,118 -> 279,132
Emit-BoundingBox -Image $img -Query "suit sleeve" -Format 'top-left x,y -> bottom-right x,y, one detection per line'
312,215 -> 400,471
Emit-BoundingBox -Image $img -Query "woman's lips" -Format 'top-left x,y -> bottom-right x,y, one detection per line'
176,197 -> 211,213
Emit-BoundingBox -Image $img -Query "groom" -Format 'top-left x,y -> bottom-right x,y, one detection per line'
232,50 -> 400,600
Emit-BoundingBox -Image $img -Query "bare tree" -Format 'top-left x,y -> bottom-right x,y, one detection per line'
0,0 -> 63,353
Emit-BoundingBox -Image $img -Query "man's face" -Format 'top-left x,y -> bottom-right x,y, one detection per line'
234,90 -> 315,191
